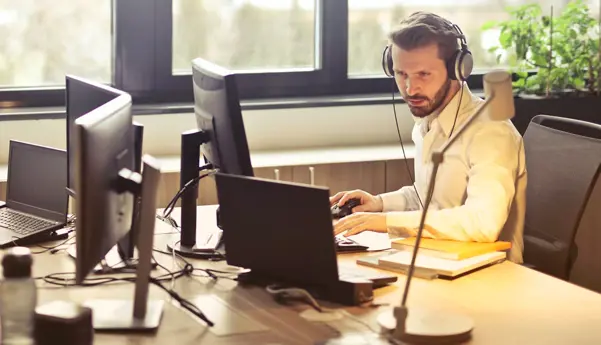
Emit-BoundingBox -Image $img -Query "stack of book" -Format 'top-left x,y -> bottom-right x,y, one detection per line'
357,238 -> 511,279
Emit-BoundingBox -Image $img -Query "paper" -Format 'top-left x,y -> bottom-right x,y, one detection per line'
344,232 -> 392,251
379,250 -> 506,277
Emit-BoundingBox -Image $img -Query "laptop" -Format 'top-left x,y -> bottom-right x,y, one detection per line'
214,173 -> 397,305
0,141 -> 68,247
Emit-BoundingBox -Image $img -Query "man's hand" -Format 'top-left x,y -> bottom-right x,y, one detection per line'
329,190 -> 384,213
333,212 -> 387,237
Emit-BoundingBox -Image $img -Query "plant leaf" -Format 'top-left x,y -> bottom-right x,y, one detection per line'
499,31 -> 513,48
481,20 -> 498,30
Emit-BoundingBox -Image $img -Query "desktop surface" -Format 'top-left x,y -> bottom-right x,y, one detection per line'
21,205 -> 601,345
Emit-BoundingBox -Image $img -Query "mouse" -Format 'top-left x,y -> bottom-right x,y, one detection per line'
331,198 -> 361,219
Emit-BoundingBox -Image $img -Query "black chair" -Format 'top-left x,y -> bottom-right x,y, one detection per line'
522,115 -> 601,280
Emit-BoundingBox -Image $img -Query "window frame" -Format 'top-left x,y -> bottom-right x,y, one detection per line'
152,0 -> 350,101
0,0 -> 489,110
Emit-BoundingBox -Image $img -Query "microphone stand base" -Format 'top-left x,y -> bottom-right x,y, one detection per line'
377,307 -> 473,344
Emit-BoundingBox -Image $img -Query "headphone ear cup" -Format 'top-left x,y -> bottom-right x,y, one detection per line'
446,49 -> 474,82
382,45 -> 394,77
458,50 -> 473,81
446,50 -> 461,81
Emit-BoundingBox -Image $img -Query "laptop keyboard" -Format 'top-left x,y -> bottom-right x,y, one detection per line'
0,208 -> 55,236
335,236 -> 369,252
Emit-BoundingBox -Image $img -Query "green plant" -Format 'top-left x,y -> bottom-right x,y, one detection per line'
481,0 -> 600,97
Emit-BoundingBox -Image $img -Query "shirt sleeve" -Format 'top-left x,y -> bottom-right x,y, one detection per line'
385,122 -> 521,243
378,184 -> 422,212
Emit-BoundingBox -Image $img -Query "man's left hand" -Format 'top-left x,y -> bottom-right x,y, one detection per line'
333,212 -> 387,237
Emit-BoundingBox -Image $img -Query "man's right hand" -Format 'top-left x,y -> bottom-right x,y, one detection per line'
329,189 -> 384,213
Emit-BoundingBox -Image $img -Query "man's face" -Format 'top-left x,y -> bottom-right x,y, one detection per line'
391,43 -> 451,118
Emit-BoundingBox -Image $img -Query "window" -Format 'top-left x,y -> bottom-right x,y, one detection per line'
347,0 -> 599,76
3,0 -> 600,110
172,0 -> 317,74
0,1 -> 112,88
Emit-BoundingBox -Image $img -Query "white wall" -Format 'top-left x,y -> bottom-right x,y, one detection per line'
0,102 -> 416,164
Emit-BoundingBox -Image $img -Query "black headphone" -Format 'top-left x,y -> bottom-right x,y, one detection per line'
381,22 -> 473,81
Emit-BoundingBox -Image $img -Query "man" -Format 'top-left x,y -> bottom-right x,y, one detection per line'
331,12 -> 526,263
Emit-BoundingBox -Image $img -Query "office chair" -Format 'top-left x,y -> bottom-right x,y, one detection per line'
522,114 -> 601,280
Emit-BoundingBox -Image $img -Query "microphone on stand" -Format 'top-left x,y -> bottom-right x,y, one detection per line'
377,70 -> 515,344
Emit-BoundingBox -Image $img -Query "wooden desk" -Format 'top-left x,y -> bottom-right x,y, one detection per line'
26,205 -> 601,344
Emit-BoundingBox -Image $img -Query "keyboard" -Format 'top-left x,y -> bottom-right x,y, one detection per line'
0,208 -> 55,236
335,236 -> 369,252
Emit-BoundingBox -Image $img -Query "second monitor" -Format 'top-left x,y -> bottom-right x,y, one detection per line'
73,89 -> 163,331
66,75 -> 144,265
167,58 -> 254,258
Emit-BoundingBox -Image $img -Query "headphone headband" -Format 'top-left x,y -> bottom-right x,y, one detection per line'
382,21 -> 473,81
451,23 -> 469,51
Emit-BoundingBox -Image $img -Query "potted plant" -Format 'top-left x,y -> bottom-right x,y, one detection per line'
481,0 -> 601,134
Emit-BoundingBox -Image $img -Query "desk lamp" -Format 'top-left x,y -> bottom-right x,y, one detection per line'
377,70 -> 515,344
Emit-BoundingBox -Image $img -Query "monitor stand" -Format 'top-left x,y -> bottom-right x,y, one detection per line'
83,157 -> 164,332
82,299 -> 164,331
165,205 -> 225,260
67,188 -> 155,274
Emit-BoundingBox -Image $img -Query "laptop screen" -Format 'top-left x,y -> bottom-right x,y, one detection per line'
6,141 -> 68,222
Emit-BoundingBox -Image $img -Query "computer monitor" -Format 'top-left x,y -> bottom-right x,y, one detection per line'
66,75 -> 124,195
167,58 -> 253,258
74,93 -> 163,330
65,75 -> 144,263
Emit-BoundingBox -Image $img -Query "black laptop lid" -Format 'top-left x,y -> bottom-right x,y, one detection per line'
215,173 -> 339,287
6,141 -> 68,222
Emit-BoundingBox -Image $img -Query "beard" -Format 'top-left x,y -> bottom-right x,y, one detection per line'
405,79 -> 452,118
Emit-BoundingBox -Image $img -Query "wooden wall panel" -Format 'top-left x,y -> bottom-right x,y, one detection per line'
385,159 -> 415,193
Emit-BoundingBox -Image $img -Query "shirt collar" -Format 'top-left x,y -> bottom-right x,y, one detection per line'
432,82 -> 473,137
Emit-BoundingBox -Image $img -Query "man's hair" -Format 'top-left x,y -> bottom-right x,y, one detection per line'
388,11 -> 460,62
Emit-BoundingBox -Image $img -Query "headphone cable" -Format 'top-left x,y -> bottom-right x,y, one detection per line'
391,80 -> 424,209
447,81 -> 464,138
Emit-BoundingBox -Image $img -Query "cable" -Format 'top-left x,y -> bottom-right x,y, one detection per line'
161,166 -> 217,221
149,276 -> 214,327
36,248 -> 244,327
447,81 -> 464,138
30,228 -> 75,254
392,81 -> 423,209
391,79 -> 465,210
162,164 -> 215,219
265,285 -> 380,334
39,268 -> 215,324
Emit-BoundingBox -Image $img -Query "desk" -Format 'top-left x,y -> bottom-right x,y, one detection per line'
25,205 -> 601,344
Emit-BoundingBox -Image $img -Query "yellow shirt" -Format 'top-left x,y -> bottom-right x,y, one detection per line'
379,83 -> 526,263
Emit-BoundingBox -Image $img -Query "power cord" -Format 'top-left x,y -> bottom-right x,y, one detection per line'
160,164 -> 217,225
38,264 -> 214,324
152,248 -> 234,279
30,228 -> 75,254
36,248 -> 243,327
265,285 -> 381,334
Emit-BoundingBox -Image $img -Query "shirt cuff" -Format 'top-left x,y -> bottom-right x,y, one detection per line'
385,211 -> 422,238
379,191 -> 407,212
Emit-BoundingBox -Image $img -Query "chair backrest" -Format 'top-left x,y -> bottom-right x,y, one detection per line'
523,115 -> 601,280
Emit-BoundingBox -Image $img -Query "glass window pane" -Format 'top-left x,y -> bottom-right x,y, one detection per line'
348,0 -> 597,76
172,0 -> 316,74
0,1 -> 112,88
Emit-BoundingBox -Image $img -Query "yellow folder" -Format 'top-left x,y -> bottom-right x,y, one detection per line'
391,237 -> 512,261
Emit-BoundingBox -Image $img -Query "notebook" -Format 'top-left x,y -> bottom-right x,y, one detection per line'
377,250 -> 506,278
391,237 -> 511,260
